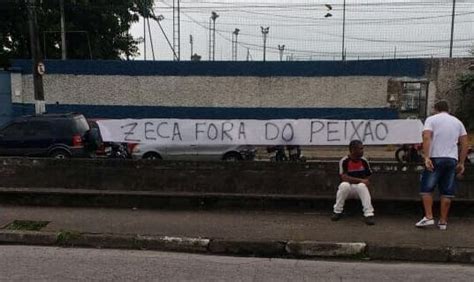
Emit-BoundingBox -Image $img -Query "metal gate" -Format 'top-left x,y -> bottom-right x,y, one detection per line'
0,71 -> 12,127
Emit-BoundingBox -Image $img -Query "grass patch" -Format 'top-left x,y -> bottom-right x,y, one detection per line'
4,220 -> 49,231
56,230 -> 82,246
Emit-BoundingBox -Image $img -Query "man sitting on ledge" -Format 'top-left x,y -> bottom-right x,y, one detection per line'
331,140 -> 375,225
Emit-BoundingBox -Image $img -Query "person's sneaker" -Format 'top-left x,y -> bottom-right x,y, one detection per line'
331,213 -> 342,221
415,217 -> 435,227
438,222 -> 447,231
364,216 -> 375,225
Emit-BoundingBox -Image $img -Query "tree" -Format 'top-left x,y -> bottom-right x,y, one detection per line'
0,0 -> 154,61
456,72 -> 474,131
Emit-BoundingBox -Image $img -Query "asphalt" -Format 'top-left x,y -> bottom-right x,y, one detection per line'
1,204 -> 474,264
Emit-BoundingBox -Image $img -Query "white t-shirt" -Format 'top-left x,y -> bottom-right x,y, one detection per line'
423,112 -> 467,160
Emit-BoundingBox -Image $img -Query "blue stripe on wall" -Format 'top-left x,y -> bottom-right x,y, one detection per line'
12,103 -> 398,120
11,59 -> 426,77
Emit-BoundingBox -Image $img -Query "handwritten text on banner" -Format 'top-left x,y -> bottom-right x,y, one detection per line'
97,119 -> 423,145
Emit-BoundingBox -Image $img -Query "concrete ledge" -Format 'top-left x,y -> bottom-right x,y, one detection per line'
4,187 -> 474,217
286,241 -> 367,258
367,245 -> 450,262
449,248 -> 474,264
0,158 -> 472,202
208,240 -> 287,257
136,235 -> 210,253
0,230 -> 57,246
0,230 -> 473,264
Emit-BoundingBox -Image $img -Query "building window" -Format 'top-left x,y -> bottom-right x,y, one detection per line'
400,82 -> 428,119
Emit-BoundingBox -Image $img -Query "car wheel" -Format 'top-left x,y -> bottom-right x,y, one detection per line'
50,149 -> 71,159
142,152 -> 162,160
223,152 -> 243,162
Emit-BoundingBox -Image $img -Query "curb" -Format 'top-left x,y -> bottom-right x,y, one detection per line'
0,230 -> 473,264
286,241 -> 367,258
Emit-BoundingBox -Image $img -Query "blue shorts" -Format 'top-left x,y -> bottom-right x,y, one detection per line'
420,158 -> 458,197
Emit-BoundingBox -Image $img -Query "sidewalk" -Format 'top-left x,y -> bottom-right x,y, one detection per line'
1,205 -> 474,263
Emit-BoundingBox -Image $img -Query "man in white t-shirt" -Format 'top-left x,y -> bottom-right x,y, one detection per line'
415,100 -> 469,230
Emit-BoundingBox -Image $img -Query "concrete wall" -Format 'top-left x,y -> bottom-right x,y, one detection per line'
0,158 -> 473,201
17,75 -> 391,109
7,58 -> 473,120
8,59 -> 431,120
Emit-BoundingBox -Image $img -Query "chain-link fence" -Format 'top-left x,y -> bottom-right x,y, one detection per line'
134,0 -> 474,61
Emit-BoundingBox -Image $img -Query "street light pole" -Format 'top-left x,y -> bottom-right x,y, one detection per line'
261,26 -> 269,62
278,44 -> 285,62
210,11 -> 219,61
189,35 -> 193,60
232,28 -> 240,61
449,0 -> 456,58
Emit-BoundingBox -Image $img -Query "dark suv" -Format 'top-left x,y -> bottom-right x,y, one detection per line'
0,113 -> 90,159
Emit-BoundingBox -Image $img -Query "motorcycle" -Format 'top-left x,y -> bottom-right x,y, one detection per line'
396,144 -> 474,164
395,144 -> 423,164
267,145 -> 287,162
107,142 -> 130,159
267,145 -> 306,162
467,146 -> 474,164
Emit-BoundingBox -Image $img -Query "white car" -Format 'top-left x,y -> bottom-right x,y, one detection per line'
131,143 -> 256,161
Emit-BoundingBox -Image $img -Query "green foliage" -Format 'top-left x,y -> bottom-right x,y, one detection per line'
456,73 -> 474,131
5,220 -> 49,231
56,229 -> 82,246
0,0 -> 154,60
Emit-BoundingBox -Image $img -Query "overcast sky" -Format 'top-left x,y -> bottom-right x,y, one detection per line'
130,0 -> 474,61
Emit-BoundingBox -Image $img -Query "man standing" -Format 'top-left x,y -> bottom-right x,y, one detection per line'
331,140 -> 375,225
416,100 -> 469,230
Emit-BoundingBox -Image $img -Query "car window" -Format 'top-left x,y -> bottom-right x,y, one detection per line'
24,121 -> 53,137
0,122 -> 25,137
73,115 -> 90,134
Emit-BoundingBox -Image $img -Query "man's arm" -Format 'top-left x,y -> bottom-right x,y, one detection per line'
422,130 -> 434,171
457,134 -> 469,175
340,174 -> 370,186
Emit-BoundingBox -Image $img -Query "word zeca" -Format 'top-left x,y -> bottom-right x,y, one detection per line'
119,120 -> 389,143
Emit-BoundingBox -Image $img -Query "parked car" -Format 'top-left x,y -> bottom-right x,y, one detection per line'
0,113 -> 90,159
131,143 -> 256,161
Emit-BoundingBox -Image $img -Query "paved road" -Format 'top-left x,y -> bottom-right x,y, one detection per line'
0,245 -> 473,281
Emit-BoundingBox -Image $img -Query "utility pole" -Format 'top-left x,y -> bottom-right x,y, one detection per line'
59,0 -> 66,60
154,14 -> 178,60
189,35 -> 193,60
342,0 -> 346,61
449,0 -> 456,58
260,26 -> 269,62
278,44 -> 285,62
143,4 -> 146,60
27,0 -> 45,113
147,17 -> 155,60
232,28 -> 240,61
173,0 -> 181,61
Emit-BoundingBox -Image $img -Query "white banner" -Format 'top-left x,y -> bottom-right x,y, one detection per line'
97,119 -> 423,145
